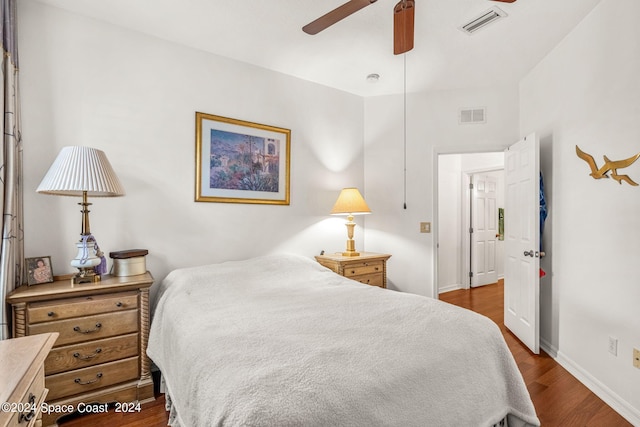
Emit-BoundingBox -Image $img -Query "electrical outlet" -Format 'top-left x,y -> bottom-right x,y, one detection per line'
608,336 -> 618,356
634,348 -> 640,369
420,222 -> 431,233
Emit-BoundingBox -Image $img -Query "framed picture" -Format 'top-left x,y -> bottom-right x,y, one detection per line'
26,256 -> 54,285
195,112 -> 291,205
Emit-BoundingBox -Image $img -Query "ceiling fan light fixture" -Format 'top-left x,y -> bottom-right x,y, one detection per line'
459,6 -> 507,35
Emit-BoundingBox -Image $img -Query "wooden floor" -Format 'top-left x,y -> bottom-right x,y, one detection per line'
58,394 -> 169,427
439,281 -> 632,427
59,280 -> 631,427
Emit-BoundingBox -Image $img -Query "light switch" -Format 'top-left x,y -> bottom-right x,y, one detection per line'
420,222 -> 431,233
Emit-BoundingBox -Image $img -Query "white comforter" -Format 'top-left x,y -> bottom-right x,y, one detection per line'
147,254 -> 539,427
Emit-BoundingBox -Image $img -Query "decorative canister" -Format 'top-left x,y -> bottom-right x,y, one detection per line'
109,249 -> 149,277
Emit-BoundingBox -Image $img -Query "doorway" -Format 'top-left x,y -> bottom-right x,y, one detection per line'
436,152 -> 505,295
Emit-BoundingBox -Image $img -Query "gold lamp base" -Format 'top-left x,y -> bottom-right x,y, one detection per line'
342,237 -> 360,257
341,252 -> 361,257
341,218 -> 361,257
72,268 -> 101,285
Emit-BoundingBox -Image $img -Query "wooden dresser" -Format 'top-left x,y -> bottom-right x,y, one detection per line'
6,273 -> 154,427
315,252 -> 391,288
0,333 -> 57,427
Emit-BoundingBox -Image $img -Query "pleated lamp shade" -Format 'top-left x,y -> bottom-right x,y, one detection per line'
36,146 -> 125,197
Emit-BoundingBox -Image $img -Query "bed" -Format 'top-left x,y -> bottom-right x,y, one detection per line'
147,254 -> 539,427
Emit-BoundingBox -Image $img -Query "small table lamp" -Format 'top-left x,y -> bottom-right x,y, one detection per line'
36,146 -> 125,284
330,187 -> 371,256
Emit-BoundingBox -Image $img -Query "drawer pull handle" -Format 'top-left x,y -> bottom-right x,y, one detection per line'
73,323 -> 102,334
19,410 -> 35,423
116,302 -> 123,307
47,311 -> 55,317
74,372 -> 103,385
18,395 -> 36,423
351,270 -> 355,274
73,348 -> 102,360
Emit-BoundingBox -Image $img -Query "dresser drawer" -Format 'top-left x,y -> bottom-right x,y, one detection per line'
27,292 -> 138,324
343,260 -> 384,277
29,310 -> 138,347
45,333 -> 139,375
46,356 -> 139,401
5,366 -> 46,427
351,273 -> 384,287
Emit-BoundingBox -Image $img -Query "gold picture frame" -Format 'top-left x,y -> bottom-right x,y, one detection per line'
195,112 -> 291,205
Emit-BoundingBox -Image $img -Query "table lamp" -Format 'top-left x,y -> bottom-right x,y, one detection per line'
330,187 -> 371,256
36,146 -> 125,284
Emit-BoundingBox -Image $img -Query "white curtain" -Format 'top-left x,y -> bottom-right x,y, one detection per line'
0,0 -> 23,340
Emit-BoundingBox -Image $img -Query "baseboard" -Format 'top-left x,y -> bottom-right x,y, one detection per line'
539,337 -> 558,358
438,284 -> 463,294
544,346 -> 640,425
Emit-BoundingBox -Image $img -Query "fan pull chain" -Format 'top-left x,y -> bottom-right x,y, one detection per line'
403,53 -> 407,210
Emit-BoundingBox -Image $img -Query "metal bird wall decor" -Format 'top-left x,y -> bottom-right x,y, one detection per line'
575,145 -> 640,186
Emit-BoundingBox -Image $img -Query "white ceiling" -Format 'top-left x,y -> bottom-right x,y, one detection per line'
34,0 -> 602,97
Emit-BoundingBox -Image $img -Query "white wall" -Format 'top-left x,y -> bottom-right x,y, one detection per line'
18,1 -> 365,288
437,154 -> 462,292
520,0 -> 640,422
364,86 -> 519,296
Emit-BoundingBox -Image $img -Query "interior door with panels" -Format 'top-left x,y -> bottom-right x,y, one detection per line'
504,133 -> 540,354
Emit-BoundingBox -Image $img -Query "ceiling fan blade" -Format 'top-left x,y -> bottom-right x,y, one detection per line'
490,0 -> 517,2
394,0 -> 415,55
303,0 -> 377,35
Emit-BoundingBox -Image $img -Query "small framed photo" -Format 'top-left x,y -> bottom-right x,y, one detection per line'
26,256 -> 54,285
195,112 -> 291,205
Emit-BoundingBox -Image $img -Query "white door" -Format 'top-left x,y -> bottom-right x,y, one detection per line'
471,174 -> 498,287
504,133 -> 540,354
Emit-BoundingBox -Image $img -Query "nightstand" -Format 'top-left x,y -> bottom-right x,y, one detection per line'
315,252 -> 391,288
6,273 -> 154,427
0,333 -> 57,427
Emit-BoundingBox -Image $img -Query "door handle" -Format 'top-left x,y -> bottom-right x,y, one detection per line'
523,250 -> 534,257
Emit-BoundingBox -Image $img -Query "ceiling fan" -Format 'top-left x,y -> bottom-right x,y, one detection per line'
302,0 -> 415,55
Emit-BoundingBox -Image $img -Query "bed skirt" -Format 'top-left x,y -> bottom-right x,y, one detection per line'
161,374 -> 184,427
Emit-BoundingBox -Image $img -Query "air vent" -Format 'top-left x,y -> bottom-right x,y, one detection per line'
459,107 -> 486,124
459,7 -> 507,34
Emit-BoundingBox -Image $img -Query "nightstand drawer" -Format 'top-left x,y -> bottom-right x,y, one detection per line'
27,292 -> 138,323
29,310 -> 139,347
343,261 -> 384,277
46,356 -> 139,401
45,333 -> 139,375
6,366 -> 46,427
352,274 -> 384,287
